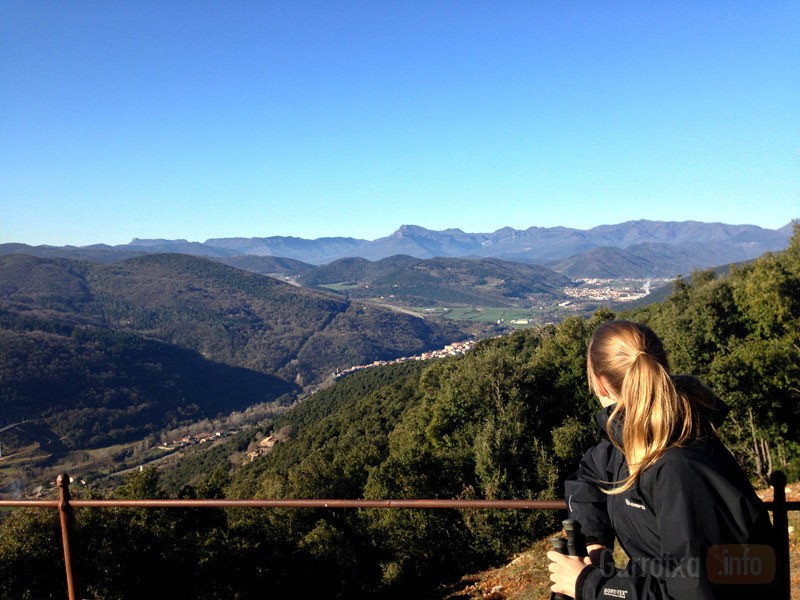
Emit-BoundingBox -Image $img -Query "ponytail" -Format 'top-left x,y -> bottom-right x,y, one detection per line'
587,321 -> 704,494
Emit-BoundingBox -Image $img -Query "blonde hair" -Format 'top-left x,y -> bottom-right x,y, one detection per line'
587,320 -> 706,494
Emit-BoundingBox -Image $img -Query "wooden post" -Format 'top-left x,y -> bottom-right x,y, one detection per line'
57,474 -> 81,600
770,470 -> 790,600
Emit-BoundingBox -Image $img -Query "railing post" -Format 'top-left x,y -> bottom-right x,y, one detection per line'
769,470 -> 790,600
57,474 -> 81,600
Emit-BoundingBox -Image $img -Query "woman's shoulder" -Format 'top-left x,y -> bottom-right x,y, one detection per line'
645,442 -> 756,500
647,444 -> 709,478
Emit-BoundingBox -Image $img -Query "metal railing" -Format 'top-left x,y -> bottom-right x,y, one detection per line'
0,471 -> 795,600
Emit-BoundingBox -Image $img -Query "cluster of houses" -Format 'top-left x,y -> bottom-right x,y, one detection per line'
334,339 -> 477,380
246,434 -> 279,462
562,278 -> 659,303
158,431 -> 225,451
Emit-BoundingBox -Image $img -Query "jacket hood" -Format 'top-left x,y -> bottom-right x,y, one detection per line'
672,374 -> 729,429
593,375 -> 729,445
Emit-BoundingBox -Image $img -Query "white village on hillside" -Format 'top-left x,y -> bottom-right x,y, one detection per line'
334,339 -> 478,380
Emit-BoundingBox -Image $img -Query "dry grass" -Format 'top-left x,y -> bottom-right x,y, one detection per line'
435,535 -> 553,600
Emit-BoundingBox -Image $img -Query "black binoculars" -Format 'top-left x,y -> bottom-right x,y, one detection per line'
549,519 -> 586,600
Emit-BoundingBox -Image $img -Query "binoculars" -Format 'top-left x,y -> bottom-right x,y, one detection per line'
550,519 -> 586,600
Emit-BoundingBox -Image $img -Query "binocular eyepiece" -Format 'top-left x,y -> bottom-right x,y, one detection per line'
549,519 -> 586,600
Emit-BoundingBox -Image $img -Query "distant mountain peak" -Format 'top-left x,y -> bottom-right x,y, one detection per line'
394,225 -> 429,237
129,238 -> 193,246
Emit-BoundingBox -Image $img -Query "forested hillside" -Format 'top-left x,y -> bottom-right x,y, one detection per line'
0,227 -> 797,599
0,253 -> 466,455
0,253 -> 465,382
0,322 -> 294,451
548,241 -> 749,278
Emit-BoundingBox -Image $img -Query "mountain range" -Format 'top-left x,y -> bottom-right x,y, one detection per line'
223,220 -> 793,263
2,220 -> 795,278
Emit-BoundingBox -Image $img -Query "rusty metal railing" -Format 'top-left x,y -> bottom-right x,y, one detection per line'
0,471 -> 795,600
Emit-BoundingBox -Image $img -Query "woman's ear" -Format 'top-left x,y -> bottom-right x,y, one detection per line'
595,375 -> 617,408
595,375 -> 610,398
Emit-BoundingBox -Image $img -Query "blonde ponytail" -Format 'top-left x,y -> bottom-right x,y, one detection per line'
587,321 -> 704,494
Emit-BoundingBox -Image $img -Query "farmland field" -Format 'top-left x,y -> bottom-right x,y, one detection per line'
406,305 -> 586,327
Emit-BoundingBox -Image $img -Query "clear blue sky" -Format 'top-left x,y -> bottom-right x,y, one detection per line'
1,1 -> 797,246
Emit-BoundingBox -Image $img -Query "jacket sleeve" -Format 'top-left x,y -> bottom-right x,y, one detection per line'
564,440 -> 616,548
577,455 -> 731,600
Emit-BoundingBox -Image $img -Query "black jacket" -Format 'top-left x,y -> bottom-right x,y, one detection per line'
565,381 -> 777,600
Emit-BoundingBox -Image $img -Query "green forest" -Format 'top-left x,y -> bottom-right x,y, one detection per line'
0,252 -> 465,461
0,227 -> 798,599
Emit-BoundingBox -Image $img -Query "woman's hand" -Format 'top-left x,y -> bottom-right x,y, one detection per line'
547,551 -> 592,597
586,543 -> 605,566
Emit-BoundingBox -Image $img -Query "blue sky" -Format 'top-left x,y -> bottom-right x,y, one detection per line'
1,2 -> 797,246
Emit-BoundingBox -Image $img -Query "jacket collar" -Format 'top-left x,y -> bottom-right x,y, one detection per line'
594,404 -> 622,445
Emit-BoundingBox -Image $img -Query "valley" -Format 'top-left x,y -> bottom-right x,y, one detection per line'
365,278 -> 672,329
0,399 -> 286,499
0,223 -> 770,501
0,220 -> 793,501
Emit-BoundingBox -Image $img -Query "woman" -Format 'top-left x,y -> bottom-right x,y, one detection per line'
547,320 -> 776,599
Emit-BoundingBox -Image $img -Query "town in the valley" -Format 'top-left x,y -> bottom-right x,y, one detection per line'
563,277 -> 671,303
